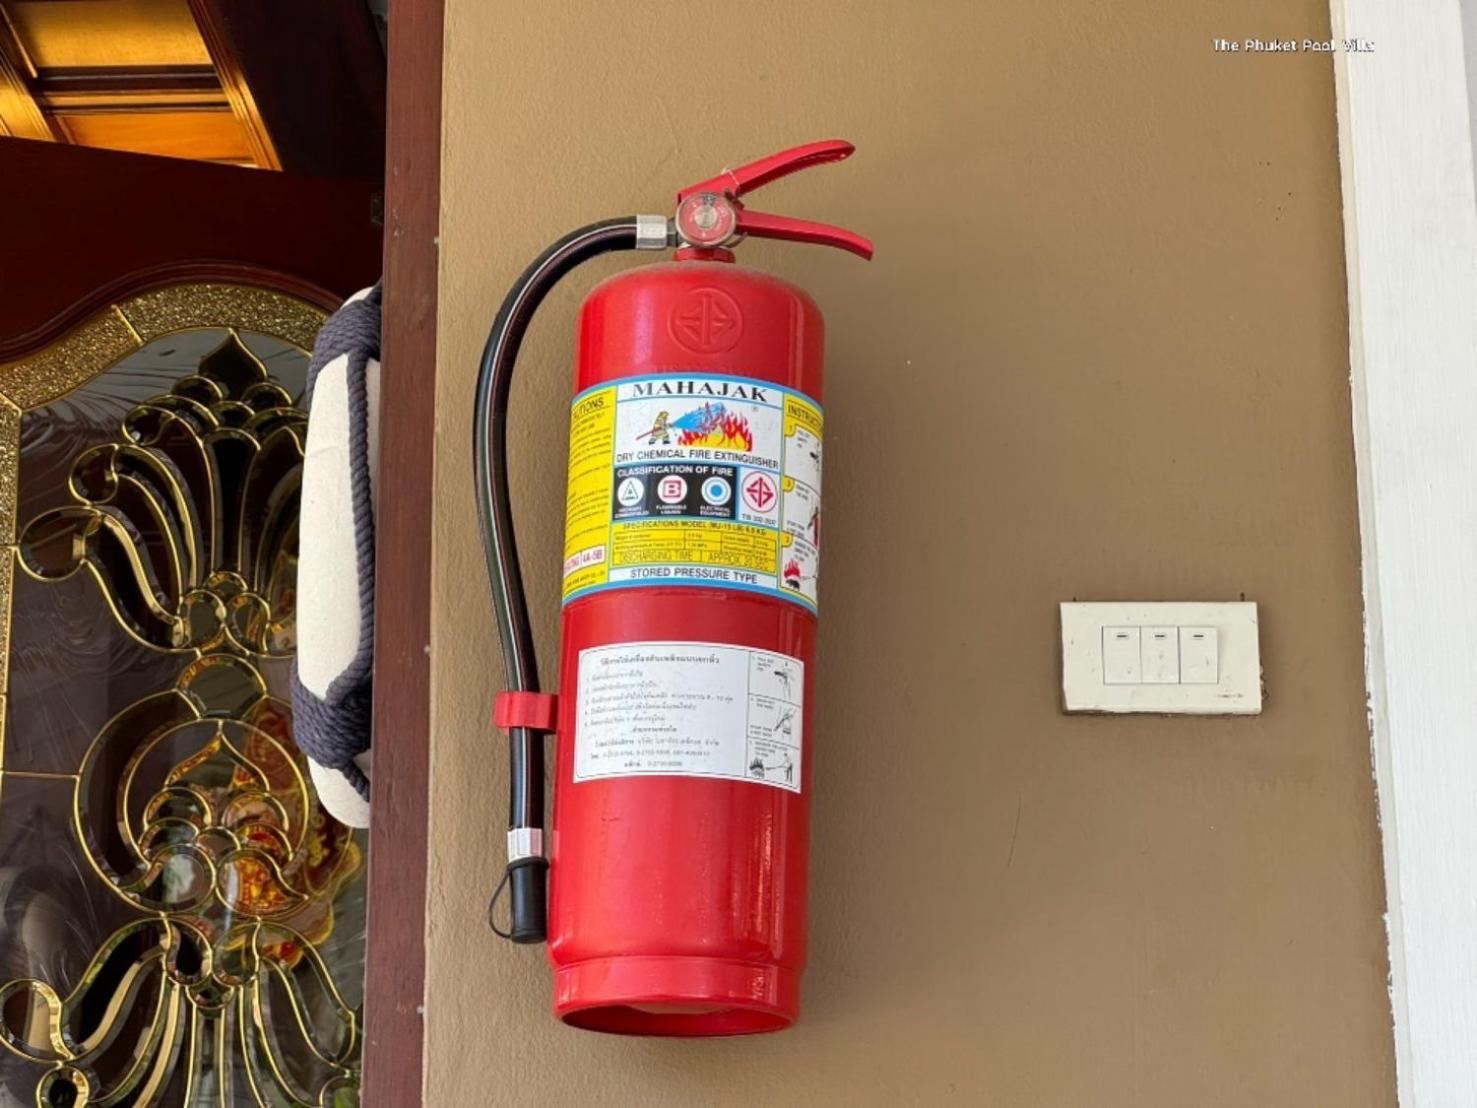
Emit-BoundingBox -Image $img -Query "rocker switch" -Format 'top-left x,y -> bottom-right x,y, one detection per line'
1179,627 -> 1220,684
1102,627 -> 1141,684
1141,627 -> 1180,684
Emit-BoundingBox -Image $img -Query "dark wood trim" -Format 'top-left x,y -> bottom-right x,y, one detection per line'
48,101 -> 230,116
185,0 -> 279,169
0,6 -> 37,82
186,0 -> 385,180
0,42 -> 51,140
35,65 -> 222,98
362,0 -> 441,1100
33,65 -> 224,108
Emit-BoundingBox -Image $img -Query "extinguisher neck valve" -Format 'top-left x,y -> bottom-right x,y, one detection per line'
672,139 -> 874,261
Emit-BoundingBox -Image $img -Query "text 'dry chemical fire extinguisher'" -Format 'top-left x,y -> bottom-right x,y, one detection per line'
474,140 -> 872,1035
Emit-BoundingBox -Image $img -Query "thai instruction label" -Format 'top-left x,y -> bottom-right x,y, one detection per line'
561,373 -> 823,609
574,641 -> 804,793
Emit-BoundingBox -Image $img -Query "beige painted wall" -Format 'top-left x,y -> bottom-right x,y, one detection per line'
428,2 -> 1394,1103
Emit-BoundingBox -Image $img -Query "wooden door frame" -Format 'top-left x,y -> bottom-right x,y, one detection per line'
363,0 -> 442,1102
1332,0 -> 1477,1102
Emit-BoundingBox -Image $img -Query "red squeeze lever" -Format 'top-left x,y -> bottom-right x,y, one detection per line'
673,139 -> 874,260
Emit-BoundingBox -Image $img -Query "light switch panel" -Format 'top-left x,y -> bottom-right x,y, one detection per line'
1060,602 -> 1261,714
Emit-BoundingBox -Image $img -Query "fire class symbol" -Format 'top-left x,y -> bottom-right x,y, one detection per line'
617,476 -> 644,506
657,475 -> 688,504
669,286 -> 743,353
701,475 -> 732,505
743,473 -> 777,512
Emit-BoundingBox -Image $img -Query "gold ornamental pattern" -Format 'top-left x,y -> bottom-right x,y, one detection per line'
0,287 -> 365,1108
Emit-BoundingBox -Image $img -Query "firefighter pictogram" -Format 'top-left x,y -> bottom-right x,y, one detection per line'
640,410 -> 672,444
635,402 -> 753,452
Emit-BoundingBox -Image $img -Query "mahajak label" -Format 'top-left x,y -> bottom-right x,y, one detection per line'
574,641 -> 804,793
561,373 -> 823,609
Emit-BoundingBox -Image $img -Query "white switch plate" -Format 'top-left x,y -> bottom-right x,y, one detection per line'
1060,602 -> 1261,714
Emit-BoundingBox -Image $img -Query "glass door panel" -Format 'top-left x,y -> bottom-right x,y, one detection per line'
0,286 -> 364,1107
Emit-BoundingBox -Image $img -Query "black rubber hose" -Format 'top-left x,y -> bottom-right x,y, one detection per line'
474,217 -> 645,943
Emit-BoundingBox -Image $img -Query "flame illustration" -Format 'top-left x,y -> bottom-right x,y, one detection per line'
783,558 -> 804,587
678,407 -> 755,452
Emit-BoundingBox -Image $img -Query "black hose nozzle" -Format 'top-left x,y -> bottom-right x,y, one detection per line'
505,858 -> 551,944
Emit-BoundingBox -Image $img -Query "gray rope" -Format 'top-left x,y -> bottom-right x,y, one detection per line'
290,284 -> 382,801
291,668 -> 372,797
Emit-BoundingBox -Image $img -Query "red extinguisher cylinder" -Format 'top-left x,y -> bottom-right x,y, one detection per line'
478,141 -> 870,1037
551,262 -> 825,1033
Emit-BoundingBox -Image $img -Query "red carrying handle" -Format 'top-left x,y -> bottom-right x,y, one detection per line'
676,139 -> 874,261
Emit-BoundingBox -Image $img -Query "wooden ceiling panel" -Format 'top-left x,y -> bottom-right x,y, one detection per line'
52,105 -> 250,161
0,0 -> 382,174
7,0 -> 209,70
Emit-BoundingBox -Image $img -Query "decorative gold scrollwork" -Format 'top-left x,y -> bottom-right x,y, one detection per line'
0,914 -> 358,1105
0,313 -> 363,1107
18,334 -> 303,657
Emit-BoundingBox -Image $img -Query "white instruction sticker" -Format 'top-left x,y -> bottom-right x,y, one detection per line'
575,641 -> 804,793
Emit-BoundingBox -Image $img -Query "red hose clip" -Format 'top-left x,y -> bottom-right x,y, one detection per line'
494,691 -> 559,734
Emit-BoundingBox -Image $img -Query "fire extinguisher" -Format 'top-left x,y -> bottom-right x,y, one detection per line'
474,140 -> 871,1035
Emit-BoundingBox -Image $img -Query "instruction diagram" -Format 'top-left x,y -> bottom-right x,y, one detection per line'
575,642 -> 804,794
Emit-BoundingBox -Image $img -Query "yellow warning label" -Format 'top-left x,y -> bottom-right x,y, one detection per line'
562,374 -> 822,608
612,520 -> 779,573
784,394 -> 823,440
562,387 -> 615,595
